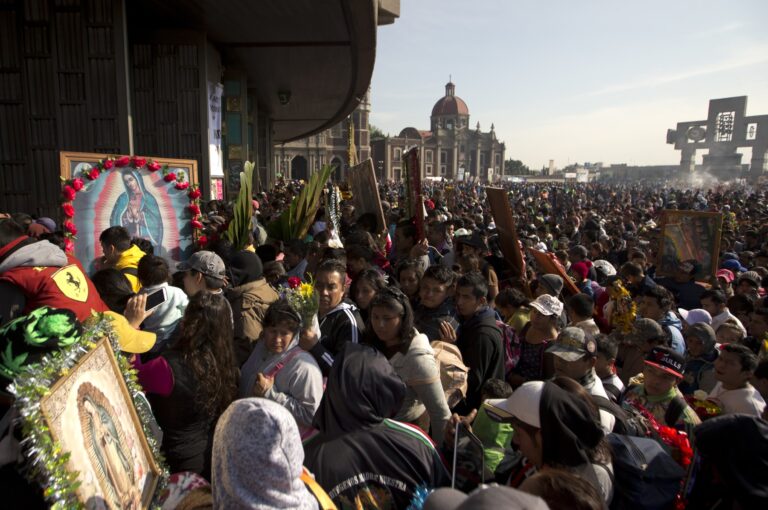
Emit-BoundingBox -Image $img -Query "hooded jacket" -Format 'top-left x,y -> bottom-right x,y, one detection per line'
691,414 -> 768,510
0,236 -> 108,321
307,300 -> 364,376
114,244 -> 146,292
414,298 -> 459,342
456,306 -> 504,412
658,312 -> 686,355
212,398 -> 318,510
304,344 -> 450,509
239,334 -> 323,429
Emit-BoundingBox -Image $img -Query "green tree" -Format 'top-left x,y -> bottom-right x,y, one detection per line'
369,124 -> 387,140
504,158 -> 530,175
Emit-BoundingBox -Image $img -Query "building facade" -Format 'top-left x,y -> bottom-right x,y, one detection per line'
371,82 -> 505,182
274,90 -> 371,182
0,0 -> 399,216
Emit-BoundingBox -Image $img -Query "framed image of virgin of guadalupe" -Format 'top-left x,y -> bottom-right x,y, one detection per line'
656,210 -> 723,280
60,152 -> 201,273
38,338 -> 162,509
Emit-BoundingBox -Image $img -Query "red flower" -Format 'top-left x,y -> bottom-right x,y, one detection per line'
147,161 -> 161,172
62,185 -> 76,201
188,188 -> 202,199
64,238 -> 75,254
61,203 -> 75,218
191,219 -> 204,230
164,172 -> 177,182
114,156 -> 131,167
131,156 -> 147,168
288,277 -> 302,289
175,181 -> 190,190
71,178 -> 84,191
103,159 -> 114,170
63,221 -> 77,236
87,168 -> 100,180
197,235 -> 208,247
188,204 -> 201,215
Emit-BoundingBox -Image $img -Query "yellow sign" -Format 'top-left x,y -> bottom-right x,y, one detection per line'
51,265 -> 89,302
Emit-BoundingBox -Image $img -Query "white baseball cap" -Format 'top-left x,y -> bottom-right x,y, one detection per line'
483,381 -> 544,428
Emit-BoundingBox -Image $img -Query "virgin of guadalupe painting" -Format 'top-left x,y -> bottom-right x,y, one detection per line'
60,152 -> 198,273
39,339 -> 161,509
110,169 -> 164,249
78,383 -> 142,509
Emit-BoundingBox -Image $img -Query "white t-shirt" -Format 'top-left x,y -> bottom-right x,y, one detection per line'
585,373 -> 617,433
708,382 -> 766,416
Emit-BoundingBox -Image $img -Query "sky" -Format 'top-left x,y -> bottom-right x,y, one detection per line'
369,0 -> 768,170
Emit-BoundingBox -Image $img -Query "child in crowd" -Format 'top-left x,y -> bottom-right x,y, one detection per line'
595,334 -> 624,402
708,343 -> 766,416
470,379 -> 514,477
138,254 -> 188,353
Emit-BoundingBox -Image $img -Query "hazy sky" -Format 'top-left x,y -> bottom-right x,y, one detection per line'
369,0 -> 768,169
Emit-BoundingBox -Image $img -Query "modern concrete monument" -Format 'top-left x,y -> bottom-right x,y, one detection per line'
667,96 -> 768,181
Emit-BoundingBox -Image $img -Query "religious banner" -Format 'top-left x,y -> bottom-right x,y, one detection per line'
656,210 -> 723,280
486,188 -> 525,279
207,82 -> 224,180
348,158 -> 386,234
404,147 -> 425,240
527,247 -> 580,296
60,152 -> 200,273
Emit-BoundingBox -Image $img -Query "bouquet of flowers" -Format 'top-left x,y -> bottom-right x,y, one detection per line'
284,276 -> 319,331
686,390 -> 723,421
608,279 -> 636,333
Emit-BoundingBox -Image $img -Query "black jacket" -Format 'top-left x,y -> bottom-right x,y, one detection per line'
414,298 -> 458,342
456,306 -> 505,412
305,344 -> 450,508
308,300 -> 365,376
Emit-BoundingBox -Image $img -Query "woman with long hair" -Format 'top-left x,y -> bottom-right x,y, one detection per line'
137,291 -> 237,479
349,269 -> 388,322
366,287 -> 451,442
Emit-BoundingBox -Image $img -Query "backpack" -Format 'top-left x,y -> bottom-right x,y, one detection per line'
606,434 -> 686,510
495,320 -> 520,377
430,341 -> 469,409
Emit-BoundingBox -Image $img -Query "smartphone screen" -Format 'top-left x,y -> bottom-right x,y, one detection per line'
144,288 -> 167,311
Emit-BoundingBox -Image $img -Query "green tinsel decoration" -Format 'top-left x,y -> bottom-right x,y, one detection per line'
8,313 -> 169,509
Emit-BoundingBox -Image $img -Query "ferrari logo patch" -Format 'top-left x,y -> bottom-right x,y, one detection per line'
51,265 -> 89,302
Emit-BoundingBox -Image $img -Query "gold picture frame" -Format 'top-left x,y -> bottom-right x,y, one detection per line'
40,339 -> 161,509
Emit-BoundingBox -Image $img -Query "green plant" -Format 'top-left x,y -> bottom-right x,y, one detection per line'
267,165 -> 333,241
223,161 -> 254,250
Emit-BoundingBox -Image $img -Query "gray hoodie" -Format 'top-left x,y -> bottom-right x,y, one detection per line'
212,398 -> 318,510
0,239 -> 67,273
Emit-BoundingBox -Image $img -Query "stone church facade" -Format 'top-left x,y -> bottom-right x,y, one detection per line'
371,82 -> 505,182
274,91 -> 371,182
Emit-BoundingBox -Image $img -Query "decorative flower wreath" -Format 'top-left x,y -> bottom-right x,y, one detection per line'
60,155 -> 207,253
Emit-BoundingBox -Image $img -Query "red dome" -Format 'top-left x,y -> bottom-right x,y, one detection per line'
431,82 -> 469,117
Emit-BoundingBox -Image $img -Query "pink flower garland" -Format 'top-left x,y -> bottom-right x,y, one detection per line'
60,155 -> 204,253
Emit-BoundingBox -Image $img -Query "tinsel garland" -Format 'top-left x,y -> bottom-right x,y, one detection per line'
608,280 -> 636,333
8,313 -> 169,509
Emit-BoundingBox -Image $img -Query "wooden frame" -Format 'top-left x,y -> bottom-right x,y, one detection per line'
60,151 -> 198,273
40,339 -> 161,508
348,159 -> 387,234
655,210 -> 723,280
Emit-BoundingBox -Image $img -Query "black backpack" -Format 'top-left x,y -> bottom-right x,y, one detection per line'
606,434 -> 686,510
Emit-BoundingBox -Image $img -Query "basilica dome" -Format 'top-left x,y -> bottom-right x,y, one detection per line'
431,82 -> 469,117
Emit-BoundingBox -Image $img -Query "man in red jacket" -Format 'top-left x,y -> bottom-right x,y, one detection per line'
0,219 -> 108,321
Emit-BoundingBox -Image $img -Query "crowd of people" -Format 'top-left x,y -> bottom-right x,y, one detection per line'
1,177 -> 768,509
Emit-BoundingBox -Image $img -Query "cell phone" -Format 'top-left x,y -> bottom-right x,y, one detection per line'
452,422 -> 486,490
144,287 -> 168,312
